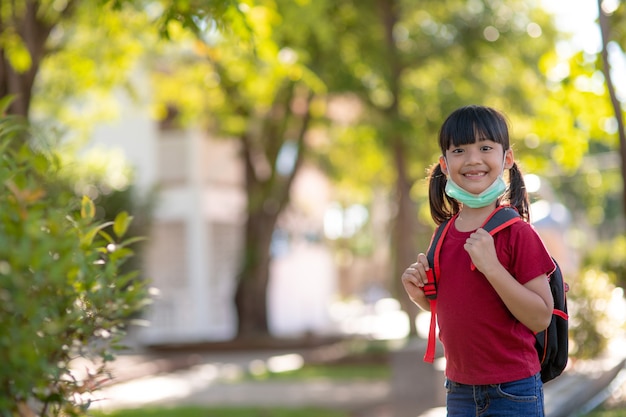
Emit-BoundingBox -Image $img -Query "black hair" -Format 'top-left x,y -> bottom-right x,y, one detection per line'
428,105 -> 530,224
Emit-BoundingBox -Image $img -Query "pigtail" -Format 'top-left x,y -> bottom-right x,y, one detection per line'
428,163 -> 460,225
506,162 -> 530,222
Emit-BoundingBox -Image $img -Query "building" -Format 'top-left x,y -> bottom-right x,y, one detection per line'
89,97 -> 340,345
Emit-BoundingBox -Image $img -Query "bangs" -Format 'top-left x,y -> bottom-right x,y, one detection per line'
439,105 -> 509,152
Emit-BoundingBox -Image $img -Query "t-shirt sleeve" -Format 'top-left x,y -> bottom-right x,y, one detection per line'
503,222 -> 556,285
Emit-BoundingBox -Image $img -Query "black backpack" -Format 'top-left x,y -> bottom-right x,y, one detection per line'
422,206 -> 569,383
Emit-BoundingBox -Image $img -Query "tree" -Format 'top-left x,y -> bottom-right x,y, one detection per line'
310,0 -> 561,333
524,2 -> 625,238
150,1 -> 331,338
597,0 -> 626,220
3,0 -> 323,340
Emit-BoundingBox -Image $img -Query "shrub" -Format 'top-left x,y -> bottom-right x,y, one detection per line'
568,236 -> 626,359
0,115 -> 150,416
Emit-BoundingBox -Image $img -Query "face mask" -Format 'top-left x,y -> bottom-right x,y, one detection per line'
444,155 -> 508,208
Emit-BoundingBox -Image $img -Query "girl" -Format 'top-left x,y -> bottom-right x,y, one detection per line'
401,105 -> 555,416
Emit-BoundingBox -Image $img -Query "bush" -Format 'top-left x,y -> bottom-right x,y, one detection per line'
567,269 -> 614,358
0,115 -> 150,416
568,236 -> 626,359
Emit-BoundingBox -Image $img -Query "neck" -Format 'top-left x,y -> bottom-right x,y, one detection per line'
455,204 -> 498,232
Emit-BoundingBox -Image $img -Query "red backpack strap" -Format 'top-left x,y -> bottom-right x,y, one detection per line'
424,300 -> 438,363
423,215 -> 455,363
469,206 -> 521,271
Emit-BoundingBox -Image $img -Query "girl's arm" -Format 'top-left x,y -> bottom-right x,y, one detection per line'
465,229 -> 553,332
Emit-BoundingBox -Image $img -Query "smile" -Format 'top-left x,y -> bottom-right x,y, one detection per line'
463,172 -> 487,178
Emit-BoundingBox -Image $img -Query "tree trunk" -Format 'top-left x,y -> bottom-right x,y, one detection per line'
377,0 -> 420,334
1,1 -> 56,118
234,208 -> 277,339
597,0 -> 626,220
233,90 -> 312,340
392,140 -> 421,334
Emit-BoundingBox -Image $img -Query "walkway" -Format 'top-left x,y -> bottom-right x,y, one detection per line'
86,340 -> 626,417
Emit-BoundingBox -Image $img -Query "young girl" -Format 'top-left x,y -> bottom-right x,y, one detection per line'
401,105 -> 555,416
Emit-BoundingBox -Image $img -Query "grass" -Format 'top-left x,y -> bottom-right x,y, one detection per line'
244,339 -> 393,381
248,363 -> 390,381
586,409 -> 626,417
91,406 -> 350,417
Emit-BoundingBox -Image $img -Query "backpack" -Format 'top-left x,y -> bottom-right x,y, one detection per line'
422,205 -> 569,383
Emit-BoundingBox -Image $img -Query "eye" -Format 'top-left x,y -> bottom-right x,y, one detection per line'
480,145 -> 493,152
450,147 -> 464,154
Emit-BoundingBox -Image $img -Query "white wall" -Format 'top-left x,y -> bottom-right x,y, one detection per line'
89,99 -> 340,344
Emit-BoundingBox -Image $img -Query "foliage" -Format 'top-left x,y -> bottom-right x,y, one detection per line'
563,226 -> 626,360
586,408 -> 626,417
92,406 -> 349,417
585,235 -> 626,290
312,0 -> 561,184
567,242 -> 626,359
530,47 -> 623,231
566,269 -> 613,359
32,3 -> 155,132
0,0 -> 247,119
0,115 -> 150,415
568,234 -> 626,360
56,146 -> 158,284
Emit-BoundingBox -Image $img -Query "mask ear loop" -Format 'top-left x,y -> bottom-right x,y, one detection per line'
498,147 -> 512,173
500,151 -> 511,204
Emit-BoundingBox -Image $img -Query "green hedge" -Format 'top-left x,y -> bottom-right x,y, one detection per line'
0,114 -> 150,416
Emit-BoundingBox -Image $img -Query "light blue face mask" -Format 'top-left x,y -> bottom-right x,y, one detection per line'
444,156 -> 508,208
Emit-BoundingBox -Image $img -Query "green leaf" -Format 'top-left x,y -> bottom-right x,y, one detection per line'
81,196 -> 95,220
0,95 -> 16,114
113,211 -> 132,238
119,236 -> 147,248
81,221 -> 114,247
99,230 -> 114,244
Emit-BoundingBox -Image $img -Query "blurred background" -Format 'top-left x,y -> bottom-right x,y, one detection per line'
2,0 -> 626,416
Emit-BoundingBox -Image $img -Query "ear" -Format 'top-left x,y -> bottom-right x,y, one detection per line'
504,148 -> 514,169
438,155 -> 448,175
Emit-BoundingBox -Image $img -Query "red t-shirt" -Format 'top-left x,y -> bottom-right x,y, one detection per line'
436,219 -> 556,385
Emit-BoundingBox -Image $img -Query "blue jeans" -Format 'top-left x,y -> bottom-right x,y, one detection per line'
445,373 -> 545,416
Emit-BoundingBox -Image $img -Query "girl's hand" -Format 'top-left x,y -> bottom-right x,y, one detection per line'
401,253 -> 431,311
464,228 -> 499,274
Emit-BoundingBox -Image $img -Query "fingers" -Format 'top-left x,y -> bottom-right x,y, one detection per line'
416,252 -> 429,269
401,254 -> 433,304
464,228 -> 496,273
401,253 -> 430,288
464,228 -> 491,250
